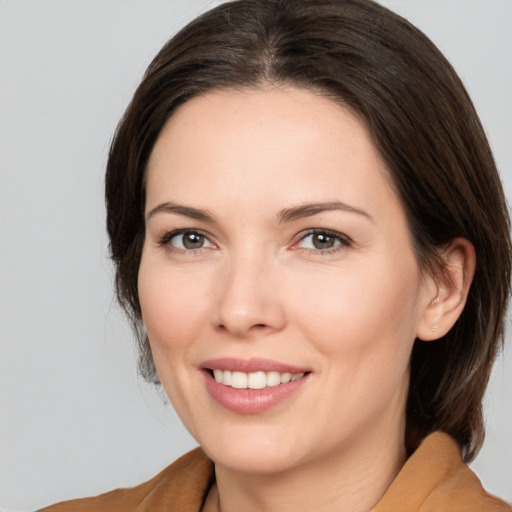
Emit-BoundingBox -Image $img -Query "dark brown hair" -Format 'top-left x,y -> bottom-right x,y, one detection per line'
105,0 -> 511,461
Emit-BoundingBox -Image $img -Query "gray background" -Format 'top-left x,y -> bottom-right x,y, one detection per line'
0,1 -> 510,510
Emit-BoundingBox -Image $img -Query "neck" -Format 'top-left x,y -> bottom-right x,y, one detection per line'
204,422 -> 406,512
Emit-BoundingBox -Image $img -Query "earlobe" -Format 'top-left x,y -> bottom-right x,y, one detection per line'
416,238 -> 476,341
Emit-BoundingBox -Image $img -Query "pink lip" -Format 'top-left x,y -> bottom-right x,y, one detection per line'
200,358 -> 311,414
201,357 -> 309,374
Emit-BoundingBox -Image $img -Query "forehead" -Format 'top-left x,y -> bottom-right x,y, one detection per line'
145,86 -> 398,219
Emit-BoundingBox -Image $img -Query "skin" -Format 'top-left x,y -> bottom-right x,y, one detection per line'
138,87 -> 473,512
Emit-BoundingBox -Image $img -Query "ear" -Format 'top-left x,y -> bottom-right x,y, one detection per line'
416,238 -> 476,341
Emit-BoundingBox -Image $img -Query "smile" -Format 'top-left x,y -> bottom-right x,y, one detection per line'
212,369 -> 305,389
202,358 -> 311,414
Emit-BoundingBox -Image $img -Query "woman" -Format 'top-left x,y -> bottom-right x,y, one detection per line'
41,0 -> 511,510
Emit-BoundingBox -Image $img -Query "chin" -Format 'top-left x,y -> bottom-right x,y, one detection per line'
197,423 -> 308,475
211,446 -> 303,476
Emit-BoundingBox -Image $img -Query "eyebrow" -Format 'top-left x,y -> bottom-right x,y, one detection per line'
146,200 -> 372,224
146,202 -> 215,223
278,201 -> 372,223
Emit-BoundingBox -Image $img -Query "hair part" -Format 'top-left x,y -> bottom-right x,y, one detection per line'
105,0 -> 511,461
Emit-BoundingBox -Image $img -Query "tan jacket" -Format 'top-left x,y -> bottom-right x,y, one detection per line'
39,432 -> 510,511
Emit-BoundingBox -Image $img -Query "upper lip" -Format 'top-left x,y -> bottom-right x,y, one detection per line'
201,357 -> 310,374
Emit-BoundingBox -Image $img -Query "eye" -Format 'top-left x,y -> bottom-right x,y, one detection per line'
161,230 -> 215,251
296,229 -> 351,252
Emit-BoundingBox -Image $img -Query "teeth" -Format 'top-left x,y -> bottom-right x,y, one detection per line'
211,369 -> 305,389
280,372 -> 292,384
266,371 -> 281,387
248,371 -> 266,389
222,370 -> 232,386
231,371 -> 248,389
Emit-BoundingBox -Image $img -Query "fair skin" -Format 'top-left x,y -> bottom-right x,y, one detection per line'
138,87 -> 474,512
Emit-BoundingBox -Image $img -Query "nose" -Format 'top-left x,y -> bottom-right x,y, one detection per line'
212,252 -> 287,338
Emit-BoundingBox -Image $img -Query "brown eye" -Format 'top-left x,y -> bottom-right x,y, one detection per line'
181,232 -> 205,249
296,230 -> 350,252
165,231 -> 214,250
311,233 -> 336,250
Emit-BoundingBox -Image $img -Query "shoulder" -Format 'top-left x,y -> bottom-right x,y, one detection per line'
374,432 -> 511,512
38,448 -> 214,512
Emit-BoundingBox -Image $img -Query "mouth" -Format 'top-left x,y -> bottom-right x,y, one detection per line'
201,358 -> 311,414
209,369 -> 306,389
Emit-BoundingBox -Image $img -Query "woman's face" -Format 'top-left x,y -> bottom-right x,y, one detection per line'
139,87 -> 435,475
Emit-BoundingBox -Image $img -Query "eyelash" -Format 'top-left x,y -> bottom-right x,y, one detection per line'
294,229 -> 352,255
159,229 -> 214,254
158,228 -> 352,255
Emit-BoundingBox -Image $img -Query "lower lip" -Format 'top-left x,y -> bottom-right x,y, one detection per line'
203,371 -> 310,414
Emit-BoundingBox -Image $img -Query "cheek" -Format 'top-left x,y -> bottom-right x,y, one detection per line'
137,260 -> 210,355
288,259 -> 422,363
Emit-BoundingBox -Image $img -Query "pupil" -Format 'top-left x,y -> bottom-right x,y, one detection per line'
313,233 -> 334,249
183,233 -> 204,249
